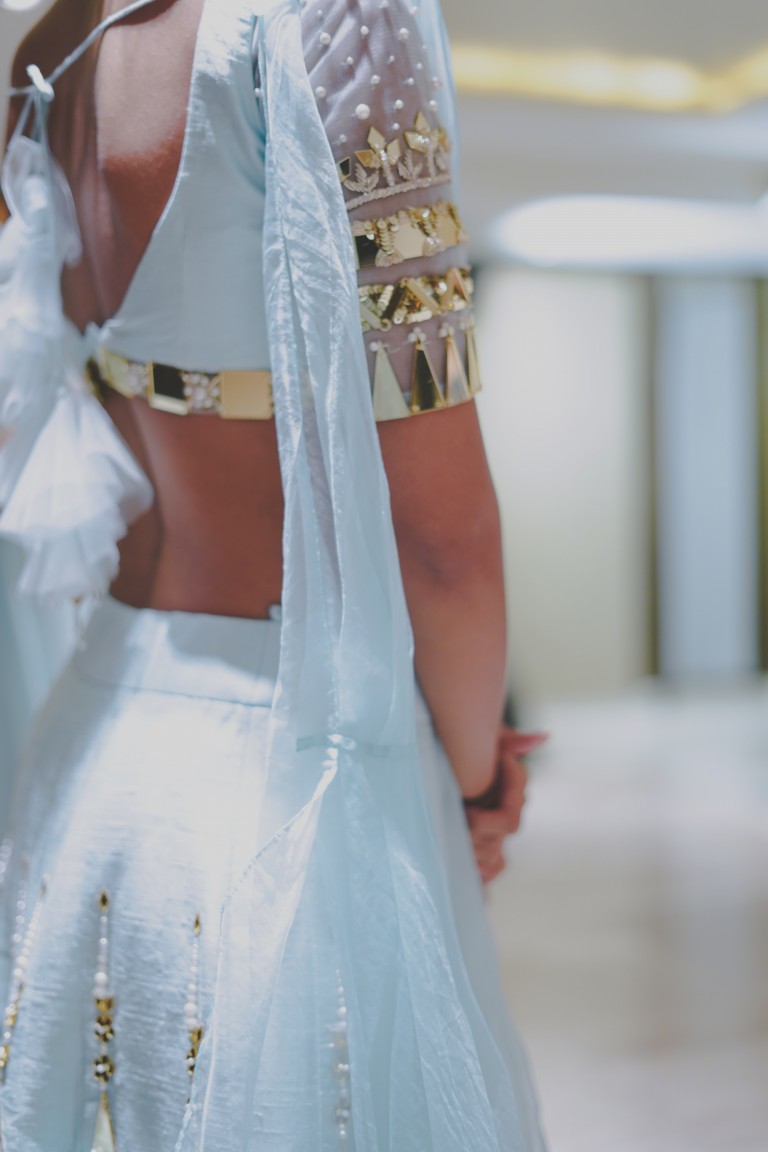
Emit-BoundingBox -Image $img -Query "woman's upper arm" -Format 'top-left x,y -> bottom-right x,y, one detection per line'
378,400 -> 500,573
302,0 -> 497,554
304,0 -> 482,422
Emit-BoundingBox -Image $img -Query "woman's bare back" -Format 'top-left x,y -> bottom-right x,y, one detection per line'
10,0 -> 285,618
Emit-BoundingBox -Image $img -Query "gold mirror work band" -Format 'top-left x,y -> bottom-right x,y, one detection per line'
87,348 -> 274,419
359,266 -> 474,331
87,312 -> 482,424
352,201 -> 467,269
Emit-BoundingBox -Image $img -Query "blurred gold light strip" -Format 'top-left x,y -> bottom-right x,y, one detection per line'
757,282 -> 768,672
453,43 -> 768,113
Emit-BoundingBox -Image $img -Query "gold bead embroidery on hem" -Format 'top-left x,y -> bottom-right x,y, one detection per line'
358,267 -> 474,331
352,200 -> 467,269
339,109 -> 452,211
92,1090 -> 118,1152
331,970 -> 352,1148
185,914 -> 204,1096
91,891 -> 118,1151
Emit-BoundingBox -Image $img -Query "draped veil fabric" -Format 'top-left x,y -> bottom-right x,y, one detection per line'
175,3 -> 524,1148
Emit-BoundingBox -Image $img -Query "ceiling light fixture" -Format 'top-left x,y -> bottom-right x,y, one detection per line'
494,196 -> 768,273
452,43 -> 768,114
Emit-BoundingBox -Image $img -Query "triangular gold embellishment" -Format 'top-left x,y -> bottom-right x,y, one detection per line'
402,276 -> 438,315
410,335 -> 445,414
92,1090 -> 117,1152
444,330 -> 472,405
465,324 -> 482,396
446,268 -> 471,305
372,345 -> 409,420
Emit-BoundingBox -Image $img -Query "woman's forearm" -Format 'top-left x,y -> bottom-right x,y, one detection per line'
378,403 -> 508,798
397,500 -> 507,799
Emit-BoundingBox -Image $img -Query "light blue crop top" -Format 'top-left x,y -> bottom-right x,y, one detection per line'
97,0 -> 271,373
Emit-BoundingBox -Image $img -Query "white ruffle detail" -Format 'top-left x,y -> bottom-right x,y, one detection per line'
0,377 -> 153,600
0,135 -> 153,600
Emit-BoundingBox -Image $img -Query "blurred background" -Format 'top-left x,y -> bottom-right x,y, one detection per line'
2,1 -> 768,1149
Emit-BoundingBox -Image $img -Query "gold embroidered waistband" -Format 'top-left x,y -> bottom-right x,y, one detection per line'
87,293 -> 483,425
352,201 -> 467,269
87,347 -> 274,419
359,267 -> 474,331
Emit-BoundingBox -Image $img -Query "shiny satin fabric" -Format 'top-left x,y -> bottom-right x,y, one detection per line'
0,596 -> 546,1152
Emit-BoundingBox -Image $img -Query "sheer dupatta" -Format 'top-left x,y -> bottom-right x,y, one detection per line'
174,2 -> 523,1150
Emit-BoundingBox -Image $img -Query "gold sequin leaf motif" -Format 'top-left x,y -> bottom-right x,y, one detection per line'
339,110 -> 452,210
403,112 -> 450,180
355,128 -> 402,188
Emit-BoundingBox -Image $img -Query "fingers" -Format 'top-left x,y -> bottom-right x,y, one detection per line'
479,865 -> 503,886
478,847 -> 505,886
496,727 -> 547,834
467,726 -> 549,884
472,834 -> 505,885
499,728 -> 549,757
465,806 -> 508,837
497,757 -> 527,834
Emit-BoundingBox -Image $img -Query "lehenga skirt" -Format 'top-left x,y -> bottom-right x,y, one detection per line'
0,596 -> 546,1152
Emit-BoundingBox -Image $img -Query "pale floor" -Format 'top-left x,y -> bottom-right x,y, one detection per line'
487,681 -> 768,1152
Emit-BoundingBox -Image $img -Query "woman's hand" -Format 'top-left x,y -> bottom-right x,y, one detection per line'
465,728 -> 548,886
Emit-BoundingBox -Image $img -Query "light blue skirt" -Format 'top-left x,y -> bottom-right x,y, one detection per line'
0,596 -> 546,1152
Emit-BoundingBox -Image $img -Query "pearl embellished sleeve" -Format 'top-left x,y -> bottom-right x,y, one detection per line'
302,0 -> 481,418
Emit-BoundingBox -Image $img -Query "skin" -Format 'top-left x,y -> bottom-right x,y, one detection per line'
467,728 -> 547,885
7,0 -> 524,826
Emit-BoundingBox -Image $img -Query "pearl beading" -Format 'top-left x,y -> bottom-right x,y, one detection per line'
0,838 -> 12,900
93,891 -> 116,1086
274,0 -> 476,420
9,856 -> 29,967
331,969 -> 352,1148
0,874 -> 47,1085
304,0 -> 452,210
337,108 -> 451,211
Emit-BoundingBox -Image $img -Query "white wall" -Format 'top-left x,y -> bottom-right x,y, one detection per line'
654,277 -> 759,679
476,267 -> 652,697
